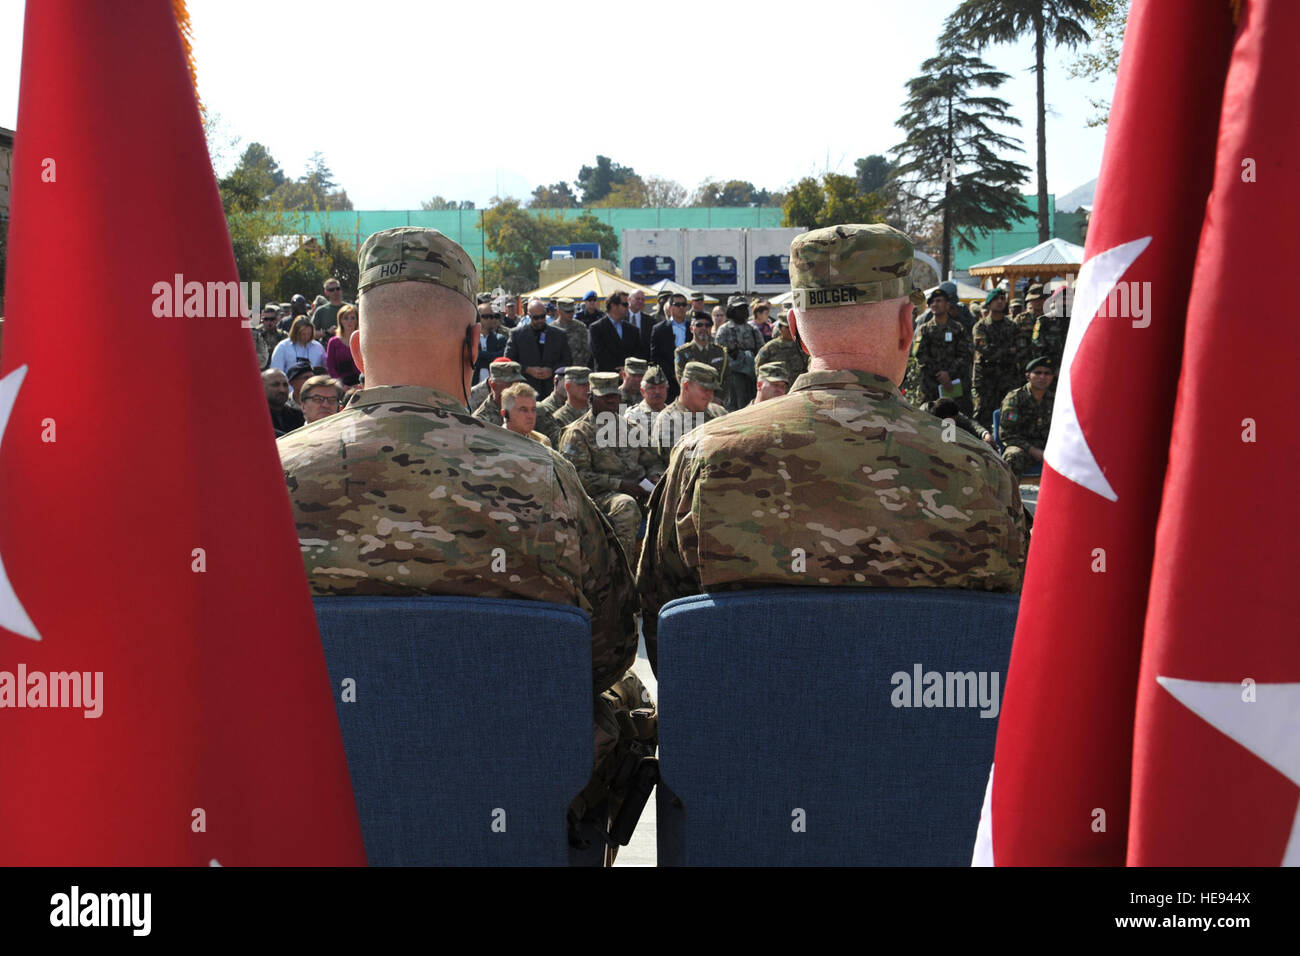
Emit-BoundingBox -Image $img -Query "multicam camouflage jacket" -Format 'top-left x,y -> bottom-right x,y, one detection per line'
554,319 -> 592,370
558,409 -> 656,497
753,336 -> 808,380
278,384 -> 638,692
636,369 -> 1027,670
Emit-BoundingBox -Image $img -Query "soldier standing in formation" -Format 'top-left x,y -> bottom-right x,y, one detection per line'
1030,285 -> 1069,373
971,287 -> 1023,428
911,287 -> 974,413
753,312 -> 808,381
637,224 -> 1026,673
715,294 -> 765,410
999,356 -> 1056,479
559,372 -> 656,562
674,313 -> 728,388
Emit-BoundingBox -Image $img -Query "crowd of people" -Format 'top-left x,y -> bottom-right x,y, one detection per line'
264,222 -> 1033,860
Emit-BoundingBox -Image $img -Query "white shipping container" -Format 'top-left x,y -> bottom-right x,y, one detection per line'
622,230 -> 686,286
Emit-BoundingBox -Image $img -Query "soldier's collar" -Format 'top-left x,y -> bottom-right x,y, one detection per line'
347,385 -> 470,414
789,369 -> 900,398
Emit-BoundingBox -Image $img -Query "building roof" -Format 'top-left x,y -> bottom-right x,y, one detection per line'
526,266 -> 655,302
968,237 -> 1085,276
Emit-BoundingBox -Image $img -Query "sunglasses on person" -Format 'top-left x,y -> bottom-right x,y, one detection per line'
302,393 -> 340,405
325,286 -> 341,293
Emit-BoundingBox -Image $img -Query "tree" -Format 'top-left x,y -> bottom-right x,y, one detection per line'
854,155 -> 893,196
270,152 -> 353,211
421,195 -> 476,210
529,182 -> 580,209
480,198 -> 618,291
890,52 -> 1032,278
942,0 -> 1096,243
781,173 -> 887,230
1067,0 -> 1128,126
218,142 -> 286,213
588,176 -> 648,208
643,176 -> 687,207
691,179 -> 772,207
575,155 -> 637,204
262,231 -> 359,303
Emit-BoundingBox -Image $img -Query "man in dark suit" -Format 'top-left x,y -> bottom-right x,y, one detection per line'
505,297 -> 571,394
590,293 -> 650,372
473,304 -> 508,385
650,293 -> 692,401
624,290 -> 656,360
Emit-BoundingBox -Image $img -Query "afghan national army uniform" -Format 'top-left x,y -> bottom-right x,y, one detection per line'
971,313 -> 1022,427
559,374 -> 657,562
1032,314 -> 1070,373
753,332 -> 808,381
637,224 -> 1027,672
999,382 -> 1054,479
648,362 -> 726,481
278,228 -> 650,855
673,341 -> 727,388
911,317 -> 973,409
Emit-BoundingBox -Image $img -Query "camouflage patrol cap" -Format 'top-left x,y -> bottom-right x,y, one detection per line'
1025,283 -> 1046,302
789,224 -> 915,311
564,366 -> 592,385
642,365 -> 668,385
488,359 -> 525,384
556,297 -> 575,311
773,314 -> 789,328
681,361 -> 720,389
357,227 -> 478,305
623,357 -> 648,375
589,372 -> 622,396
756,363 -> 791,384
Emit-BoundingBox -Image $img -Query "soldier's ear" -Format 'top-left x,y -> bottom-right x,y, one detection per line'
895,300 -> 913,351
350,329 -> 364,374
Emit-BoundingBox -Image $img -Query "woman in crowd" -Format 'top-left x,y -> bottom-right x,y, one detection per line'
325,304 -> 361,386
270,317 -> 327,376
750,301 -> 774,342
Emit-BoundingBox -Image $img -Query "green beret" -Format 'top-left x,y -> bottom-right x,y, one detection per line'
984,287 -> 1007,306
789,224 -> 915,311
357,227 -> 478,305
1026,355 -> 1053,373
681,361 -> 720,389
589,372 -> 622,396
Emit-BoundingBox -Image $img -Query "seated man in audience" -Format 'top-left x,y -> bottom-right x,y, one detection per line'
499,382 -> 552,447
637,224 -> 1027,673
550,366 -> 592,433
299,374 -> 343,425
999,356 -> 1056,479
277,227 -> 645,853
751,363 -> 791,404
647,361 -> 726,482
264,368 -> 304,435
623,364 -> 670,437
472,359 -> 525,423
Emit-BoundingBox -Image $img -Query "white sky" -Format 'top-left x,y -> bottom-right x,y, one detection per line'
0,0 -> 1114,208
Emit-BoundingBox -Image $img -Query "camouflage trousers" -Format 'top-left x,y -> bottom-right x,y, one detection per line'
973,369 -> 1020,428
1002,445 -> 1039,480
593,489 -> 642,566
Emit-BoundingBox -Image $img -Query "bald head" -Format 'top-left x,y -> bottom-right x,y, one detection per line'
354,281 -> 477,391
791,296 -> 913,385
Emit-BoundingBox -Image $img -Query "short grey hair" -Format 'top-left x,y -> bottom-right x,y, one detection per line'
500,382 -> 536,414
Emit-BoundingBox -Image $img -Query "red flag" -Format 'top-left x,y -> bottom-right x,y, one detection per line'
0,1 -> 365,864
1129,0 -> 1300,865
980,0 -> 1238,864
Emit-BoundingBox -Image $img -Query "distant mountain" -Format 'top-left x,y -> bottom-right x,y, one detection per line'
1057,179 -> 1097,213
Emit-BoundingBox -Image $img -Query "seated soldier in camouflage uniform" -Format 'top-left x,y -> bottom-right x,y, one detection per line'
751,362 -> 791,404
647,361 -> 727,482
753,311 -> 808,381
277,227 -> 649,857
999,356 -> 1056,479
619,357 -> 647,408
622,364 -> 670,441
471,358 -> 525,422
500,381 -> 552,447
550,366 -> 592,433
559,372 -> 656,562
638,224 -> 1027,674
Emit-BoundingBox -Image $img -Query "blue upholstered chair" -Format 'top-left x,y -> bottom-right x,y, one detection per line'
313,596 -> 595,866
991,408 -> 1042,477
655,587 -> 1019,866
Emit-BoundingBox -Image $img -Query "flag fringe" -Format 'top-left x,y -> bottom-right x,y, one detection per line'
171,0 -> 202,114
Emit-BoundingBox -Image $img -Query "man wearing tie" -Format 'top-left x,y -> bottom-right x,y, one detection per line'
624,290 -> 655,360
650,294 -> 692,401
591,293 -> 648,373
505,297 -> 572,394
